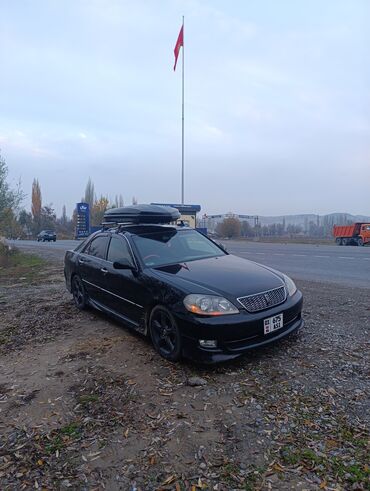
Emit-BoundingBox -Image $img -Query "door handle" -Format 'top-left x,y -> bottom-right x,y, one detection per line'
101,268 -> 108,274
79,257 -> 90,264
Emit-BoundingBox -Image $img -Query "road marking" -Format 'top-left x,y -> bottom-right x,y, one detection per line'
338,256 -> 354,259
273,253 -> 285,256
254,252 -> 265,255
314,255 -> 329,258
292,254 -> 307,257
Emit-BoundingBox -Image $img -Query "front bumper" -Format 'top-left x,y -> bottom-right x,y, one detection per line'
176,290 -> 303,363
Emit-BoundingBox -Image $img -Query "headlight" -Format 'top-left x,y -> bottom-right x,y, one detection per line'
282,274 -> 297,296
183,294 -> 239,316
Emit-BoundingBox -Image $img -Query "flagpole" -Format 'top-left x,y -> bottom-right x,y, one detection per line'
181,15 -> 185,205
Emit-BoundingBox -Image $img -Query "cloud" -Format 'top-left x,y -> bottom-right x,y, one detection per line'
0,0 -> 369,216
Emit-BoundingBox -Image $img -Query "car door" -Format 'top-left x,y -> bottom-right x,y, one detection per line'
102,234 -> 145,326
78,234 -> 109,305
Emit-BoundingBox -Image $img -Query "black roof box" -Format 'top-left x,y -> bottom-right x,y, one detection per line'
103,204 -> 181,225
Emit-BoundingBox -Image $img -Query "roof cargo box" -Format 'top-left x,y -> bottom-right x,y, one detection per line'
103,204 -> 181,225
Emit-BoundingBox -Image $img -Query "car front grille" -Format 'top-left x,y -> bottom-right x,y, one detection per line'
237,285 -> 286,312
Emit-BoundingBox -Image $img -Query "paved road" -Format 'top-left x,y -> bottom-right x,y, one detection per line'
10,239 -> 370,288
226,240 -> 370,288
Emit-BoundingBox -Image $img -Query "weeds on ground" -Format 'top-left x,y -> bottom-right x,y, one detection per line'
0,247 -> 45,283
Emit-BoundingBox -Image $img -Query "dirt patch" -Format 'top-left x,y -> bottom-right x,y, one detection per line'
0,257 -> 369,490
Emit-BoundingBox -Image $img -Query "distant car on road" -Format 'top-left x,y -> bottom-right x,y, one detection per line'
37,230 -> 56,242
64,205 -> 303,363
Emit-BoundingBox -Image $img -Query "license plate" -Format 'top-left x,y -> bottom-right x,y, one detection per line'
264,313 -> 283,335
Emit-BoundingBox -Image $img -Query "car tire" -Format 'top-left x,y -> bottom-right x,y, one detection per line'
72,275 -> 88,310
357,238 -> 363,246
149,305 -> 182,362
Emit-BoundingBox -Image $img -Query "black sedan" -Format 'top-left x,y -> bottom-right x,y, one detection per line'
37,230 -> 56,242
64,224 -> 303,363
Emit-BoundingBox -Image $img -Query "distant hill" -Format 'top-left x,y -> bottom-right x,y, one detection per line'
258,213 -> 370,227
204,212 -> 370,233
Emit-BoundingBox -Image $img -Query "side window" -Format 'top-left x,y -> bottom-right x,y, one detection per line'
107,236 -> 132,263
86,236 -> 109,259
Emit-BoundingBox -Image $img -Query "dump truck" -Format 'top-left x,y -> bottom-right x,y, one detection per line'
333,223 -> 370,246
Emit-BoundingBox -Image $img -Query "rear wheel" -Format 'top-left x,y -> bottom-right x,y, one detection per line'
335,238 -> 342,245
342,238 -> 348,246
72,275 -> 88,310
149,306 -> 182,361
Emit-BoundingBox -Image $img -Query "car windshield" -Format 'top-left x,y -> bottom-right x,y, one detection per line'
132,229 -> 225,267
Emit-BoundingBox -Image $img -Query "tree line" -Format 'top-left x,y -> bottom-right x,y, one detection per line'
0,149 -> 365,240
215,215 -> 357,239
0,151 -> 137,239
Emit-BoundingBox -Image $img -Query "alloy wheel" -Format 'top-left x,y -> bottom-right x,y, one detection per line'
72,276 -> 87,310
150,307 -> 181,361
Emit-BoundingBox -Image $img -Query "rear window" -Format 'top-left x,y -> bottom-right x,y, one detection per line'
86,235 -> 109,259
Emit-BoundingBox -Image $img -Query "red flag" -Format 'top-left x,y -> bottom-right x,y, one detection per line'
173,25 -> 183,71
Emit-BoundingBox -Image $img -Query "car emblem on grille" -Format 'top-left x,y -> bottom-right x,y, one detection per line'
264,293 -> 271,305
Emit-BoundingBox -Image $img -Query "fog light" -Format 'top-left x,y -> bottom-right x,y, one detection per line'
199,339 -> 217,348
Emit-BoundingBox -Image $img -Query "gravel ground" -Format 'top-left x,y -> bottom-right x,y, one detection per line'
0,254 -> 369,490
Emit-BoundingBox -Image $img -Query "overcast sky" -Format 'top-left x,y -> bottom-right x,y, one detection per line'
1,0 -> 369,217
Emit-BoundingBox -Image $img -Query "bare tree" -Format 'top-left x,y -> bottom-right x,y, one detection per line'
84,177 -> 95,209
31,179 -> 42,231
216,217 -> 241,238
0,151 -> 24,219
61,204 -> 67,225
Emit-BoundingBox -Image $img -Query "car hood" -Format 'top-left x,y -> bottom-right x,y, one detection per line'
150,254 -> 284,299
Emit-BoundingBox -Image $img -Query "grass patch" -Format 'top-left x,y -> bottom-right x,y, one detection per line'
60,422 -> 81,436
44,422 -> 81,455
78,394 -> 99,405
0,249 -> 45,283
0,326 -> 15,345
280,444 -> 369,487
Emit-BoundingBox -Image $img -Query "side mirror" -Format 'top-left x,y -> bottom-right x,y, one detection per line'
113,259 -> 135,270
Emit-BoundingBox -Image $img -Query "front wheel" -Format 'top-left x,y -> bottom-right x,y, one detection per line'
149,306 -> 182,361
72,275 -> 88,310
357,238 -> 364,246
